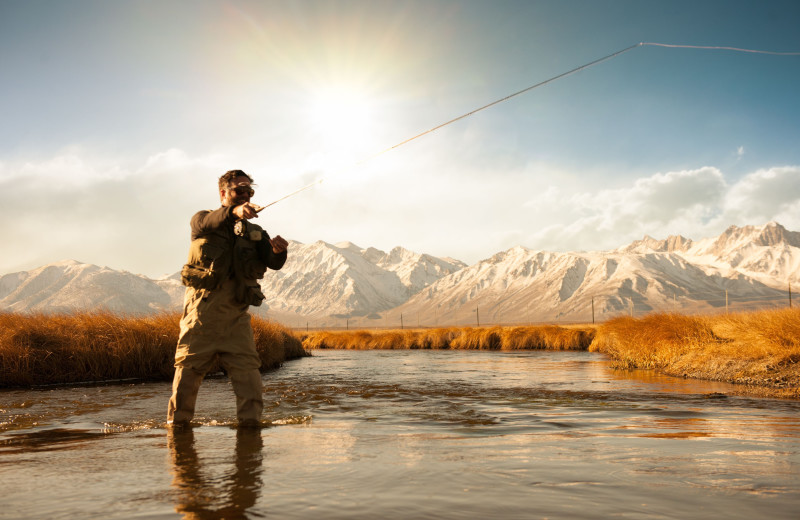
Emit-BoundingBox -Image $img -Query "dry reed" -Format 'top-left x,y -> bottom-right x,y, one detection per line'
0,312 -> 307,388
302,310 -> 799,397
591,309 -> 800,397
300,325 -> 595,351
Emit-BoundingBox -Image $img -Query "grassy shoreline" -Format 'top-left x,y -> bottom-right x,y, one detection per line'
0,312 -> 308,388
1,308 -> 797,398
591,308 -> 800,399
300,325 -> 594,351
299,308 -> 800,399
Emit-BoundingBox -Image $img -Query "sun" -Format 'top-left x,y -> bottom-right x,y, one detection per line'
305,85 -> 377,161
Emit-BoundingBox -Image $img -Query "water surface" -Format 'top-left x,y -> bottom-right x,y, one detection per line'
2,350 -> 799,519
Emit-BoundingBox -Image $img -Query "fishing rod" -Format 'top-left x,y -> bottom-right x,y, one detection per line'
256,41 -> 800,209
254,178 -> 323,213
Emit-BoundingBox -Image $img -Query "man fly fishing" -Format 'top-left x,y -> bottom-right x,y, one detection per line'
167,169 -> 289,428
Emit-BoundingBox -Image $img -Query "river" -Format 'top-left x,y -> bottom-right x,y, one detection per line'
2,349 -> 799,519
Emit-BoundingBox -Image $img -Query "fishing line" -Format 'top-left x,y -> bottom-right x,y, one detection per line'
260,41 -> 800,209
640,42 -> 800,56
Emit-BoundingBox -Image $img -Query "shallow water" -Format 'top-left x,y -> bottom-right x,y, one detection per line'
2,349 -> 799,519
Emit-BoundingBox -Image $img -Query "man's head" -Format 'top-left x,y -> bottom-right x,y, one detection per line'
219,169 -> 256,207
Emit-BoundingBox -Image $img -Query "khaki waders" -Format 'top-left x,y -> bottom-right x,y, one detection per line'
167,278 -> 264,425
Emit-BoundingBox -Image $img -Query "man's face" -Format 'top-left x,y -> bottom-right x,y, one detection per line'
221,176 -> 254,207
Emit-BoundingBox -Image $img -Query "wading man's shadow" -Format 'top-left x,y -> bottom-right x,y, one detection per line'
167,428 -> 264,519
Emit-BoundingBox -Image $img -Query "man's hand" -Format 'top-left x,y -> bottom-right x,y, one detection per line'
270,235 -> 289,254
232,202 -> 260,220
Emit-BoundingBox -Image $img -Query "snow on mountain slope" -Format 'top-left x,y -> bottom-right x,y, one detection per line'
618,234 -> 693,254
1,222 -> 796,325
0,260 -> 182,314
373,246 -> 468,294
390,246 -> 787,325
619,222 -> 800,287
257,240 -> 466,320
682,222 -> 800,286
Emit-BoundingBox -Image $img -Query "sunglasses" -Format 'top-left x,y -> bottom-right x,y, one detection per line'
230,186 -> 255,197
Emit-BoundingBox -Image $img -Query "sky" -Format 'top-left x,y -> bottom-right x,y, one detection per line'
2,0 -> 800,278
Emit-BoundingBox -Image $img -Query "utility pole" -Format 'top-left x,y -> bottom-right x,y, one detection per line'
591,297 -> 595,324
400,313 -> 404,330
725,289 -> 729,314
790,283 -> 793,309
475,306 -> 480,327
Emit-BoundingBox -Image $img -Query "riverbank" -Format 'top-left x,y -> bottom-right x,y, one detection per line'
591,308 -> 800,399
1,309 -> 797,398
300,308 -> 800,399
300,324 -> 594,351
0,312 -> 307,388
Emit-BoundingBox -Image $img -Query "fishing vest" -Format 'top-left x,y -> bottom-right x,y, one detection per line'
180,220 -> 268,306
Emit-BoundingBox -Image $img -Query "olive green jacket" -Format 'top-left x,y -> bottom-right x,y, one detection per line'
180,205 -> 286,306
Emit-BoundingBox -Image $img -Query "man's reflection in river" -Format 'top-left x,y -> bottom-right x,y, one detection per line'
167,427 -> 264,519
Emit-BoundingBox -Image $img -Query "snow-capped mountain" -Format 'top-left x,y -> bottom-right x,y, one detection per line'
391,246 -> 787,326
0,260 -> 184,314
368,222 -> 798,325
0,242 -> 466,321
684,223 -> 800,287
0,223 -> 796,326
258,240 -> 466,321
618,222 -> 800,287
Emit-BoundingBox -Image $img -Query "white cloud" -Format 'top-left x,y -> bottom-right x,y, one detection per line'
138,148 -> 233,177
0,148 -> 241,277
737,146 -> 745,159
723,166 -> 800,222
2,145 -> 800,278
12,150 -> 101,187
523,166 -> 800,252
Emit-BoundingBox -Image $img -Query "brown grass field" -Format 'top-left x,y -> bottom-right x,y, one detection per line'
300,308 -> 799,398
0,312 -> 307,388
300,325 -> 595,351
590,308 -> 800,398
1,308 -> 798,397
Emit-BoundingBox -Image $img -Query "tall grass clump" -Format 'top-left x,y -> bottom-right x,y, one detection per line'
301,325 -> 594,351
0,312 -> 306,388
251,317 -> 309,367
591,309 -> 800,396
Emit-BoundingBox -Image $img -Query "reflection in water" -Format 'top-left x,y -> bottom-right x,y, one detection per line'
168,428 -> 264,519
0,427 -> 110,455
3,351 -> 800,519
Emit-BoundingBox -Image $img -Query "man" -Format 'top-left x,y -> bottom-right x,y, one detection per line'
167,170 -> 289,428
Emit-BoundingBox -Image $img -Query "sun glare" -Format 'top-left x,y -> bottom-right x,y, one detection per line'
306,86 -> 376,159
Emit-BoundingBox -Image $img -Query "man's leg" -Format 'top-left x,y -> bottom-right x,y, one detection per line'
167,365 -> 207,426
226,367 -> 264,426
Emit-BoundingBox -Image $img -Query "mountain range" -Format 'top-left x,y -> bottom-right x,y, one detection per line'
1,222 -> 796,326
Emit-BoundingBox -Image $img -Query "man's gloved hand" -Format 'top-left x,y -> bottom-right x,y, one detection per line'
270,235 -> 289,254
233,202 -> 260,220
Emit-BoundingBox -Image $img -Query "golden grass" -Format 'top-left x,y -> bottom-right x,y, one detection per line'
300,324 -> 595,351
301,309 -> 799,398
0,312 -> 307,388
3,308 -> 798,397
590,308 -> 800,397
